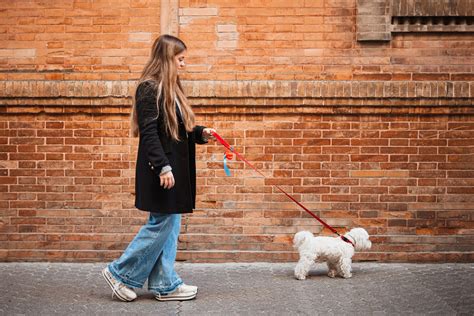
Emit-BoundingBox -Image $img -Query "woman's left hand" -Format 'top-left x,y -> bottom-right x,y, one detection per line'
203,128 -> 216,140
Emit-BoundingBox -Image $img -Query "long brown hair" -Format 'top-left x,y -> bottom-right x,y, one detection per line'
131,34 -> 195,140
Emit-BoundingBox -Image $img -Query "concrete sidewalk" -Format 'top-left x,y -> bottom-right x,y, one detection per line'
1,262 -> 472,315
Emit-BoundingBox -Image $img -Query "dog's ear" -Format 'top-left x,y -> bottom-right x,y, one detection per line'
350,228 -> 372,251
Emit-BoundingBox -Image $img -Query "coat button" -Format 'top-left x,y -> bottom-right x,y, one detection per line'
150,166 -> 154,170
148,162 -> 151,166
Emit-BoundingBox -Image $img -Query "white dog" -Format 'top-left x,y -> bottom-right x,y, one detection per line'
293,228 -> 372,280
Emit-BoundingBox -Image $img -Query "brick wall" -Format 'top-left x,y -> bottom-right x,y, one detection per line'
1,0 -> 473,262
0,0 -> 160,80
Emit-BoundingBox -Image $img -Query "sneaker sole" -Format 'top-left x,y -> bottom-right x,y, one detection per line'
101,268 -> 134,302
155,292 -> 197,302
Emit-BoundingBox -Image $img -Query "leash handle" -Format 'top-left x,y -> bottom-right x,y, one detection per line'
212,132 -> 232,150
212,131 -> 266,178
211,131 -> 350,241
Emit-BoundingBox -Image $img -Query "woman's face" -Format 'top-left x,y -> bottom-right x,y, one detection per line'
175,51 -> 186,71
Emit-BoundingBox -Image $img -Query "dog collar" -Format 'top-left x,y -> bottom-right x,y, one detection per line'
341,234 -> 355,247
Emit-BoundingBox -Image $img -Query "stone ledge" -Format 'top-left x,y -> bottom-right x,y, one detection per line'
0,80 -> 472,99
1,80 -> 472,115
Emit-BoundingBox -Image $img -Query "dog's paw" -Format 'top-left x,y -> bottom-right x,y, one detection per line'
341,273 -> 352,279
295,273 -> 306,280
327,270 -> 337,278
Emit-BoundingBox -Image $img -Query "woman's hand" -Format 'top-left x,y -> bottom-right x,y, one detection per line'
202,128 -> 216,140
160,171 -> 175,189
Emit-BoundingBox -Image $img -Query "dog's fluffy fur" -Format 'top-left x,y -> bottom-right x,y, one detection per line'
293,228 -> 372,280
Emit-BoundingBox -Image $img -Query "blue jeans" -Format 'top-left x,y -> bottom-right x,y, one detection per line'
108,213 -> 183,294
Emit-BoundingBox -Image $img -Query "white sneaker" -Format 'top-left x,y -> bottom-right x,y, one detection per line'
102,267 -> 137,302
155,284 -> 198,301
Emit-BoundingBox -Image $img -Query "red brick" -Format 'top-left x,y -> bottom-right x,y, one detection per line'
1,1 -> 474,263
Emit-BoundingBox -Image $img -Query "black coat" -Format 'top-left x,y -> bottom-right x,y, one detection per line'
134,81 -> 207,213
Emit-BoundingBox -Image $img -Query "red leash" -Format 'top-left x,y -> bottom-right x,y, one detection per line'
211,132 -> 355,247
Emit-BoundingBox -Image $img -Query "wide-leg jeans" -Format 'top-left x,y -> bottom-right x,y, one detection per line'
108,213 -> 183,294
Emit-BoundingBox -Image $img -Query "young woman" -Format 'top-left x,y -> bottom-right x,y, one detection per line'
102,34 -> 215,302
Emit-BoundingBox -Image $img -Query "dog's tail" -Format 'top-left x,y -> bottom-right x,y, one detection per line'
293,231 -> 313,249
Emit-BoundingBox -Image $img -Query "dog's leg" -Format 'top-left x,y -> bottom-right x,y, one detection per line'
339,258 -> 352,278
327,261 -> 337,278
294,255 -> 314,280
